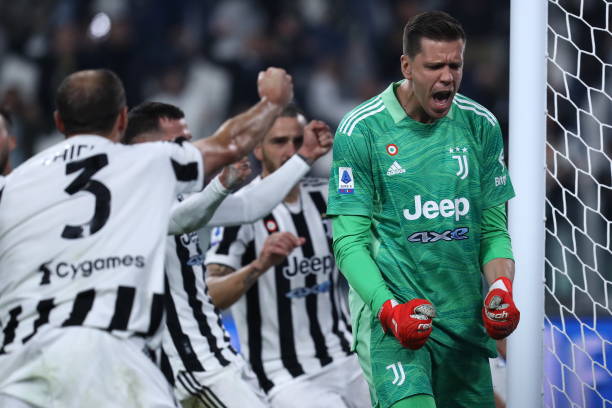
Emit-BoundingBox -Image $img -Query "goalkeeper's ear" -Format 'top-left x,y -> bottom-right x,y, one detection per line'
400,54 -> 414,81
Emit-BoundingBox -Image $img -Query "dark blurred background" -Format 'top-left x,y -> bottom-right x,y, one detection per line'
0,0 -> 510,167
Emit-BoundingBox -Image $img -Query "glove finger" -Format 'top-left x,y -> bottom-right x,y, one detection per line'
413,303 -> 436,318
486,294 -> 503,309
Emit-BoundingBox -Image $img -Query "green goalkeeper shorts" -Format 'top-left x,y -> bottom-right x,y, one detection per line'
349,289 -> 495,408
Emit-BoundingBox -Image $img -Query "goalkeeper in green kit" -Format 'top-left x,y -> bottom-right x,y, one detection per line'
327,11 -> 520,408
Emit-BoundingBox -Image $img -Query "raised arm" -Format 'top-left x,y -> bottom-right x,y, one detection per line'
192,67 -> 293,175
168,120 -> 333,232
168,159 -> 251,235
208,120 -> 333,226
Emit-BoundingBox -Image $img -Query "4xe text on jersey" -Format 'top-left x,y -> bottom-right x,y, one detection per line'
403,195 -> 470,221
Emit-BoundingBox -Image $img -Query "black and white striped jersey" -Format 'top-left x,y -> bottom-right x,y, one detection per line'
0,135 -> 204,355
205,176 -> 353,394
162,214 -> 240,383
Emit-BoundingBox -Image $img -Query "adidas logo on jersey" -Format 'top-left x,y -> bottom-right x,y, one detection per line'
387,161 -> 406,176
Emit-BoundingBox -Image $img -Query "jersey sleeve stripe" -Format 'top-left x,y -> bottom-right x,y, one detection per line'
339,97 -> 382,133
22,299 -> 55,343
0,306 -> 22,354
453,95 -> 498,124
452,100 -> 496,126
171,159 -> 200,182
107,286 -> 136,331
347,105 -> 387,136
61,289 -> 95,327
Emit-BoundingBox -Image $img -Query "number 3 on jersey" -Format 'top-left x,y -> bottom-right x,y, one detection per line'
62,154 -> 111,239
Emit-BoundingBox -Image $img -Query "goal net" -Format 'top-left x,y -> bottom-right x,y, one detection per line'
545,0 -> 612,406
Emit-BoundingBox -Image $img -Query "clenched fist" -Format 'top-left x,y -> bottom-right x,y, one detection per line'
298,120 -> 333,164
257,67 -> 294,107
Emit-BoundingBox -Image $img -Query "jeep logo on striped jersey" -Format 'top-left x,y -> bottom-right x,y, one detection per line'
282,254 -> 334,279
403,195 -> 470,221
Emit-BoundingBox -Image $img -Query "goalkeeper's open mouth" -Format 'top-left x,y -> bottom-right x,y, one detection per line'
431,89 -> 454,114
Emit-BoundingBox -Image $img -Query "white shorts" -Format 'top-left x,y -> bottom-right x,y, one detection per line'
269,355 -> 370,408
0,327 -> 178,408
176,359 -> 268,408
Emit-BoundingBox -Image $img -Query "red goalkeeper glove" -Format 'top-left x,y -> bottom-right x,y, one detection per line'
378,299 -> 436,350
482,277 -> 520,339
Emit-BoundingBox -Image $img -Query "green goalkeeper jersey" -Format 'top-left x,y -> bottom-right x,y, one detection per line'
327,81 -> 515,355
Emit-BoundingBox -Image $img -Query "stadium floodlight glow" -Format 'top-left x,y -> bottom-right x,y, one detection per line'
89,12 -> 111,39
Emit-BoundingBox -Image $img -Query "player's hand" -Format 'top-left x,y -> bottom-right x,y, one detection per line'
378,298 -> 436,350
482,277 -> 520,339
297,120 -> 333,163
257,67 -> 293,107
254,232 -> 305,271
219,157 -> 251,191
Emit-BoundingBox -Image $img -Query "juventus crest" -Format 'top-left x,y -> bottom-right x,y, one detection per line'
450,146 -> 469,180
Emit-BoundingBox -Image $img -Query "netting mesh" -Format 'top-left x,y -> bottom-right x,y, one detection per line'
545,0 -> 612,406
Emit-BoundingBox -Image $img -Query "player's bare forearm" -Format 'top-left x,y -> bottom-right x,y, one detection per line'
206,262 -> 265,309
483,257 -> 515,285
193,100 -> 284,175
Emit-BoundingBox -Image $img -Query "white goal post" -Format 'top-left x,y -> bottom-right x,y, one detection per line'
509,1 -> 612,407
508,0 -> 547,407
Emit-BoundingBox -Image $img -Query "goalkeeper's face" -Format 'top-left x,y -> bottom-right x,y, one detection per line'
401,38 -> 464,122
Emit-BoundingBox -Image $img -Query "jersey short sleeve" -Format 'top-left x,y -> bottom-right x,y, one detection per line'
479,122 -> 515,208
205,225 -> 254,270
162,140 -> 205,196
327,123 -> 376,217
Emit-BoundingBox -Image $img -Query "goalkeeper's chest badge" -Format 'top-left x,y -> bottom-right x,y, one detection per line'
338,167 -> 354,194
386,144 -> 398,156
449,146 -> 469,180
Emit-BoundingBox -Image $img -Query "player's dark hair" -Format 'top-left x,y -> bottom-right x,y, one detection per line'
55,69 -> 126,136
0,107 -> 13,128
402,11 -> 466,58
278,103 -> 304,119
122,102 -> 185,144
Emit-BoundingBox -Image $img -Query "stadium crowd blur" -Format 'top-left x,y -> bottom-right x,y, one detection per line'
0,0 -> 510,166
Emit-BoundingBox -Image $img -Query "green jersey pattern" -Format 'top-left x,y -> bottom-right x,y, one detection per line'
328,81 -> 515,356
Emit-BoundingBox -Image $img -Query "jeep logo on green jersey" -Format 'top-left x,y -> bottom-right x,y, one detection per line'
403,195 -> 470,221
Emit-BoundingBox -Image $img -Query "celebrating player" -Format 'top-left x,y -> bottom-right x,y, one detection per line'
327,11 -> 519,408
0,67 -> 293,407
205,105 -> 370,408
123,101 -> 331,407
